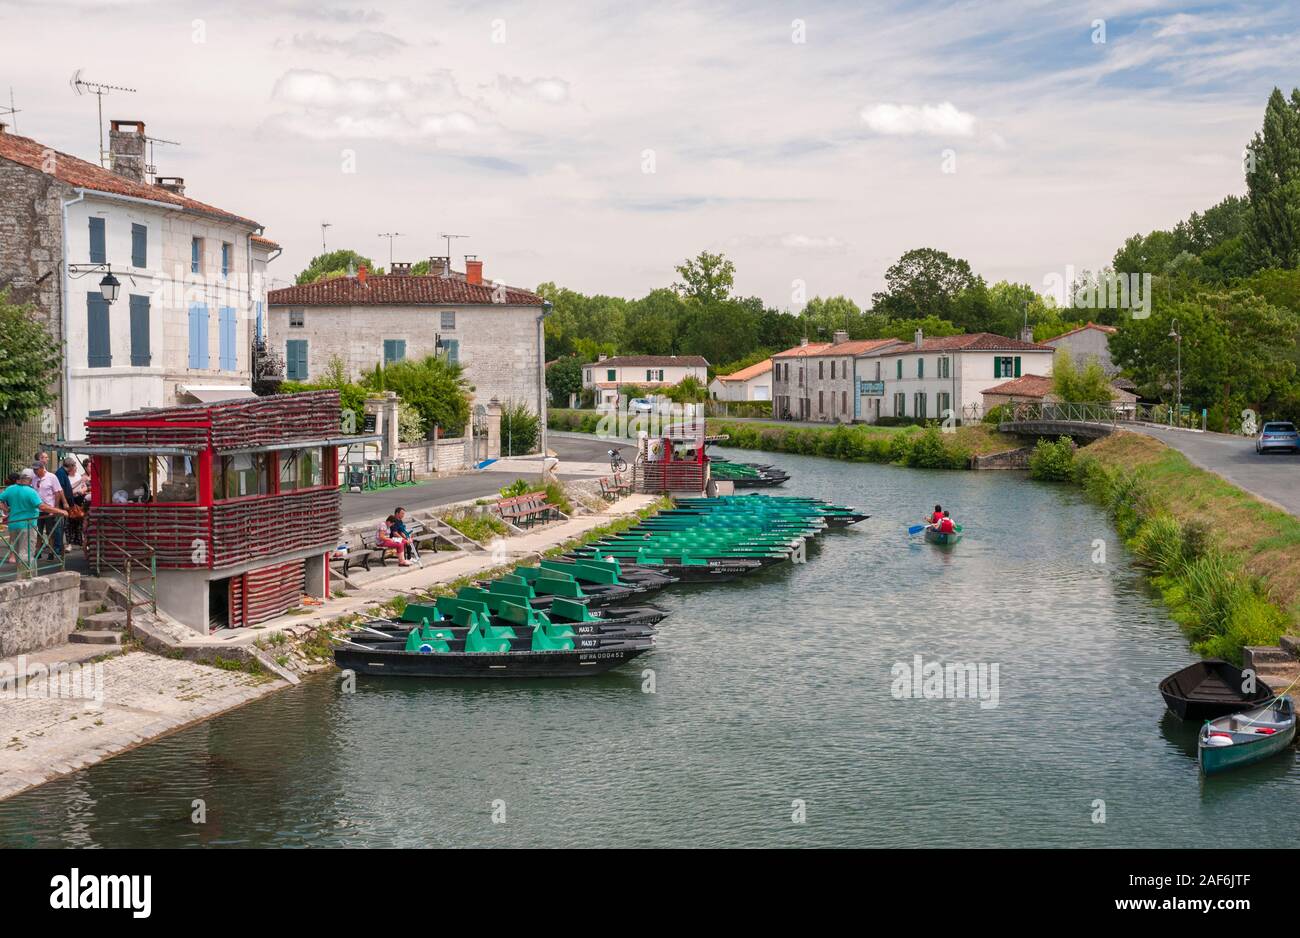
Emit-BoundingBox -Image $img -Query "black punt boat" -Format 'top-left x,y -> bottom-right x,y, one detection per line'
1159,659 -> 1274,721
335,636 -> 654,678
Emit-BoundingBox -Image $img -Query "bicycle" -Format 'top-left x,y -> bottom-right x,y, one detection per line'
608,448 -> 628,473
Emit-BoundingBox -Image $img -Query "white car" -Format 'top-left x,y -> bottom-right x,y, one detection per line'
629,398 -> 656,414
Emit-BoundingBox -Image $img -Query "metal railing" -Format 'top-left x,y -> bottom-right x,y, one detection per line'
996,401 -> 1207,431
87,510 -> 157,629
0,516 -> 66,583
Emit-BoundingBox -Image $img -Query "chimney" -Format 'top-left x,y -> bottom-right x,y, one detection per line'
156,176 -> 185,196
1020,325 -> 1034,343
392,261 -> 412,275
914,328 -> 923,350
597,354 -> 608,362
108,120 -> 147,183
427,256 -> 449,278
358,264 -> 368,285
0,122 -> 7,135
465,255 -> 483,286
832,330 -> 848,345
799,337 -> 809,347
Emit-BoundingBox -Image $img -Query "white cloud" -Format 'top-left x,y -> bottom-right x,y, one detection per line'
860,102 -> 976,137
284,30 -> 410,58
494,75 -> 571,104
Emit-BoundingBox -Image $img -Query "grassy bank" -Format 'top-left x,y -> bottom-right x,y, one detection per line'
548,408 -> 1020,470
1062,433 -> 1299,662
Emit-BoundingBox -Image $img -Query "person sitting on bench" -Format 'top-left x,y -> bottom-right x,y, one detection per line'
390,507 -> 416,560
377,515 -> 412,567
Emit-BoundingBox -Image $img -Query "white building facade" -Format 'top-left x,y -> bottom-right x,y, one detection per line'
709,359 -> 771,402
582,355 -> 709,409
876,332 -> 1056,422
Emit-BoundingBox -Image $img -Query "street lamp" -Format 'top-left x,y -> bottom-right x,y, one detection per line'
67,263 -> 123,303
1168,318 -> 1182,427
98,270 -> 120,303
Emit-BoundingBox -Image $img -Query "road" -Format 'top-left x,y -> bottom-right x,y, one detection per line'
338,435 -> 615,527
1132,425 -> 1300,516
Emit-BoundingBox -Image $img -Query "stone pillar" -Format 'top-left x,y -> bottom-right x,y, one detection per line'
304,553 -> 328,600
364,392 -> 400,462
485,398 -> 502,458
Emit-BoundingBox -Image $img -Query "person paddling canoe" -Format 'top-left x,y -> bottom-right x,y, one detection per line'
927,504 -> 943,525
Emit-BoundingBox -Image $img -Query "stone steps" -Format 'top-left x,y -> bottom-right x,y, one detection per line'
83,610 -> 128,630
79,577 -> 113,601
68,630 -> 122,646
78,600 -> 105,618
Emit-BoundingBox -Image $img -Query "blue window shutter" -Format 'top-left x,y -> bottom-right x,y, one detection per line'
131,223 -> 147,268
445,339 -> 459,363
383,339 -> 396,364
189,304 -> 209,369
255,301 -> 264,341
87,294 -> 111,367
191,238 -> 200,273
219,302 -> 237,368
286,340 -> 308,380
129,295 -> 151,366
88,217 -> 106,264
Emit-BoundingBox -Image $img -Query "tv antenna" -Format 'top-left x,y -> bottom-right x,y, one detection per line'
438,233 -> 468,277
0,87 -> 20,133
69,70 -> 137,166
377,232 -> 405,267
144,134 -> 181,183
321,222 -> 332,254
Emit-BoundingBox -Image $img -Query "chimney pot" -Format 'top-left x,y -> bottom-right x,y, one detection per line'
799,337 -> 809,347
358,265 -> 368,285
427,256 -> 449,278
465,256 -> 483,286
0,122 -> 7,135
914,328 -> 923,350
156,176 -> 185,195
832,330 -> 848,345
108,120 -> 147,183
392,261 -> 412,275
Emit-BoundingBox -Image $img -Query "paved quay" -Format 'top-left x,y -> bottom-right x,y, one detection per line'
0,491 -> 659,802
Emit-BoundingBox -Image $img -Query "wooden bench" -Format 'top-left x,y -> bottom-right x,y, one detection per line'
496,493 -> 559,528
598,477 -> 619,500
613,472 -> 633,496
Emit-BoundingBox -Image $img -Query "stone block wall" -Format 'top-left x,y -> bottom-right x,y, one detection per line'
0,572 -> 80,656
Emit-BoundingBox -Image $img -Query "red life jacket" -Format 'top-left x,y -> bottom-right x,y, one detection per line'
939,517 -> 955,534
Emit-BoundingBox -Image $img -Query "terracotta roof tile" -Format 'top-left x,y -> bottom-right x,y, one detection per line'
982,374 -> 1055,398
0,129 -> 260,227
1045,322 -> 1118,342
878,332 -> 1055,355
587,355 -> 709,368
715,359 -> 772,382
772,342 -> 832,358
268,274 -> 544,307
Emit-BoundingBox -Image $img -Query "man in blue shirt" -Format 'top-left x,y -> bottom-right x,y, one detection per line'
1,470 -> 45,576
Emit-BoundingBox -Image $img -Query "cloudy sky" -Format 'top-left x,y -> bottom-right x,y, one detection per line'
0,0 -> 1293,306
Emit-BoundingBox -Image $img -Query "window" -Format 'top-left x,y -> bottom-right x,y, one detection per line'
831,361 -> 836,380
914,392 -> 927,419
129,294 -> 150,366
188,304 -> 209,369
191,237 -> 202,274
106,454 -> 197,504
218,307 -> 237,371
88,217 -> 106,264
289,309 -> 305,328
918,358 -> 925,379
384,339 -> 406,364
212,453 -> 271,500
938,356 -> 950,379
606,369 -> 616,382
819,360 -> 824,379
585,369 -> 592,383
818,390 -> 824,413
131,223 -> 147,268
894,392 -> 906,416
285,339 -> 308,380
875,361 -> 882,380
645,369 -> 664,382
279,447 -> 324,492
87,293 -> 111,368
441,311 -> 456,330
442,338 -> 459,363
994,355 -> 1022,379
842,390 -> 848,414
221,242 -> 232,278
256,301 -> 264,341
896,359 -> 903,379
937,391 -> 952,420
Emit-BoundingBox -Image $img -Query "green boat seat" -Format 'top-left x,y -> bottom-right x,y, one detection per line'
547,597 -> 599,623
495,600 -> 546,629
540,559 -> 619,585
487,580 -> 537,604
464,621 -> 511,654
513,568 -> 584,597
435,596 -> 516,638
405,619 -> 452,653
399,602 -> 445,624
530,621 -> 575,651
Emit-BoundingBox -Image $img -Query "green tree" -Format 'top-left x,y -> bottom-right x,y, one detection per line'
800,296 -> 862,340
871,248 -> 982,321
622,288 -> 682,354
674,251 -> 735,304
1051,349 -> 1113,402
295,249 -> 378,285
499,400 -> 539,455
361,355 -> 472,437
0,290 -> 61,425
1246,88 -> 1300,269
546,356 -> 583,406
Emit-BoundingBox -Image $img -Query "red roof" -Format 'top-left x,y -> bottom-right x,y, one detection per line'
268,274 -> 544,307
0,129 -> 260,228
878,333 -> 1054,356
772,342 -> 832,358
589,355 -> 709,368
981,374 -> 1055,399
823,338 -> 901,356
1045,322 -> 1118,342
251,235 -> 281,249
715,359 -> 772,382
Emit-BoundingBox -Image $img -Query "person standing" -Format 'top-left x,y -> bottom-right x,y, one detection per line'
1,470 -> 45,576
56,456 -> 87,547
31,461 -> 68,559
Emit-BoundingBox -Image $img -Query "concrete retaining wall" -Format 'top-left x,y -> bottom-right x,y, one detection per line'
970,447 -> 1035,470
0,572 -> 80,656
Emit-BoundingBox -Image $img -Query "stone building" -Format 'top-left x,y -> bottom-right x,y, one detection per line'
770,333 -> 899,422
1042,322 -> 1119,375
0,119 -> 278,438
266,262 -> 547,418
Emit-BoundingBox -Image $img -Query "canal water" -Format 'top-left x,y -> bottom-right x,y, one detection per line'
3,445 -> 1299,848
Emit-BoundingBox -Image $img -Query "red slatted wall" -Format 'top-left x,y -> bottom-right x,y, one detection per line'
228,559 -> 306,630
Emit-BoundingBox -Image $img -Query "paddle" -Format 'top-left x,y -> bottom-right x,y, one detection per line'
909,523 -> 964,535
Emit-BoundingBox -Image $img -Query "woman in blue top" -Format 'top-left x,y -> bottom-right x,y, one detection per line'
0,470 -> 46,575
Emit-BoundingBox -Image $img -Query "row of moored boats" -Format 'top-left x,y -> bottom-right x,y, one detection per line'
334,494 -> 867,678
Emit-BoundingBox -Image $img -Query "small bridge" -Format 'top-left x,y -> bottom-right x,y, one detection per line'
997,401 -> 1201,440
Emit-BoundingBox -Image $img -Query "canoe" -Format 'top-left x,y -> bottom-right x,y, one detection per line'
1198,696 -> 1296,775
923,527 -> 962,546
1159,659 -> 1274,721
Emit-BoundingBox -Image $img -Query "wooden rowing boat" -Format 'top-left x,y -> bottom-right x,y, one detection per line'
1159,659 -> 1273,721
1198,696 -> 1296,775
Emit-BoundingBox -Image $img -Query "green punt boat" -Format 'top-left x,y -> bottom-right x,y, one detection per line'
1198,696 -> 1296,775
922,527 -> 962,546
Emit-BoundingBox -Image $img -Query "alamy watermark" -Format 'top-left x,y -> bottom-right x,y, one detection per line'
890,654 -> 1000,709
0,657 -> 105,708
1042,266 -> 1151,319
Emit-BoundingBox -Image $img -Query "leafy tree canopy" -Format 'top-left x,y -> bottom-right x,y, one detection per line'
0,290 -> 62,425
295,249 -> 378,285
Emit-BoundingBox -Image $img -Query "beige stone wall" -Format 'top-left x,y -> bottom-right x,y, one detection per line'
0,572 -> 80,656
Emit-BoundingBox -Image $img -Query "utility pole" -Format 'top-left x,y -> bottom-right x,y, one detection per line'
1169,318 -> 1182,427
321,222 -> 332,256
377,232 -> 404,267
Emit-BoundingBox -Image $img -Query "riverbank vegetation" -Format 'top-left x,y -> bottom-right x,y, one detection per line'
1046,433 -> 1297,661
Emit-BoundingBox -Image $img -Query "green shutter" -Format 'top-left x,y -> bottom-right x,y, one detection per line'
896,359 -> 902,379
994,357 -> 1001,379
1014,356 -> 1022,377
918,358 -> 924,379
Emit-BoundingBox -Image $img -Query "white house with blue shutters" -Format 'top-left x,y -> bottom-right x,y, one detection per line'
0,119 -> 278,438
